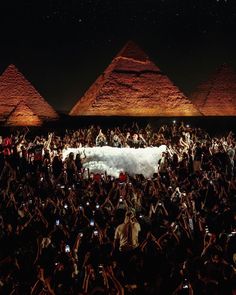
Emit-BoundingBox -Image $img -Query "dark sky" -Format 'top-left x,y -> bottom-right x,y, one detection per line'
0,0 -> 236,112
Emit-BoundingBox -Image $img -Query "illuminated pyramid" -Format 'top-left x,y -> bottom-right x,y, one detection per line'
0,64 -> 58,123
70,41 -> 201,116
191,64 -> 236,116
6,101 -> 42,126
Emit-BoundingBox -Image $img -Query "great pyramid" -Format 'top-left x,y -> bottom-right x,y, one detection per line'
6,101 -> 42,126
70,41 -> 201,116
0,64 -> 58,123
191,64 -> 236,116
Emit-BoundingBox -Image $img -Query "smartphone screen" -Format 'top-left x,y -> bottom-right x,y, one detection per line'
65,245 -> 70,253
98,264 -> 103,273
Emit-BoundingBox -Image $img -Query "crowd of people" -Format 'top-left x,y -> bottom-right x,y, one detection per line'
0,122 -> 236,295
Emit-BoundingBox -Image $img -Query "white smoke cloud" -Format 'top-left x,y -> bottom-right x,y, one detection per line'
63,146 -> 167,178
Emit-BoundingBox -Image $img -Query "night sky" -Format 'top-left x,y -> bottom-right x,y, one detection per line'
0,0 -> 236,112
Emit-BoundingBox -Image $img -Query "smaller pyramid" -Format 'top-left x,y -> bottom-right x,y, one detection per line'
6,101 -> 42,126
191,64 -> 236,116
0,64 -> 58,122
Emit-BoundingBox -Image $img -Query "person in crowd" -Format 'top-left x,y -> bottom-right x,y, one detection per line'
0,122 -> 236,294
114,211 -> 141,252
95,129 -> 107,147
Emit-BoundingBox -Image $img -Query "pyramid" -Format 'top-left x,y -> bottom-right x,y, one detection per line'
191,64 -> 236,116
70,41 -> 201,116
6,101 -> 42,126
0,64 -> 58,122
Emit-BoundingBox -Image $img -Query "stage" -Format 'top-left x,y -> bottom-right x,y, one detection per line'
63,145 -> 167,178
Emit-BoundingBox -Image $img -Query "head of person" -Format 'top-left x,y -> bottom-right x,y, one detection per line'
69,152 -> 74,160
124,211 -> 135,223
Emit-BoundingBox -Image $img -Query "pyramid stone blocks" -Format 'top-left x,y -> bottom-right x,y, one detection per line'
70,41 -> 201,116
0,64 -> 58,124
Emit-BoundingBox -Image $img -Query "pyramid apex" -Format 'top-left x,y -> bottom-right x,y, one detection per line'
3,64 -> 20,72
1,64 -> 19,76
15,100 -> 29,107
8,64 -> 18,69
116,40 -> 149,62
6,100 -> 42,126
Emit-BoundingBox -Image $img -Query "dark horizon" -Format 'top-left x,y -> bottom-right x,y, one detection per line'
0,0 -> 236,112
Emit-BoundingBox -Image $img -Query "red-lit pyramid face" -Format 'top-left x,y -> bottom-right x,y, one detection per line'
6,101 -> 42,126
191,64 -> 236,116
0,64 -> 58,124
70,41 -> 201,116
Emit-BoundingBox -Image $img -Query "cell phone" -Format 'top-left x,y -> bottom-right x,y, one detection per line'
182,278 -> 189,289
119,197 -> 123,202
189,218 -> 194,231
96,204 -> 100,209
68,187 -> 71,190
171,222 -> 175,228
98,264 -> 103,273
56,219 -> 60,226
86,202 -> 90,206
65,245 -> 70,253
61,185 -> 65,189
139,214 -> 143,219
90,220 -> 95,226
228,231 -> 236,237
29,199 -> 33,204
64,204 -> 68,209
93,230 -> 98,236
79,206 -> 83,210
79,232 -> 83,237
